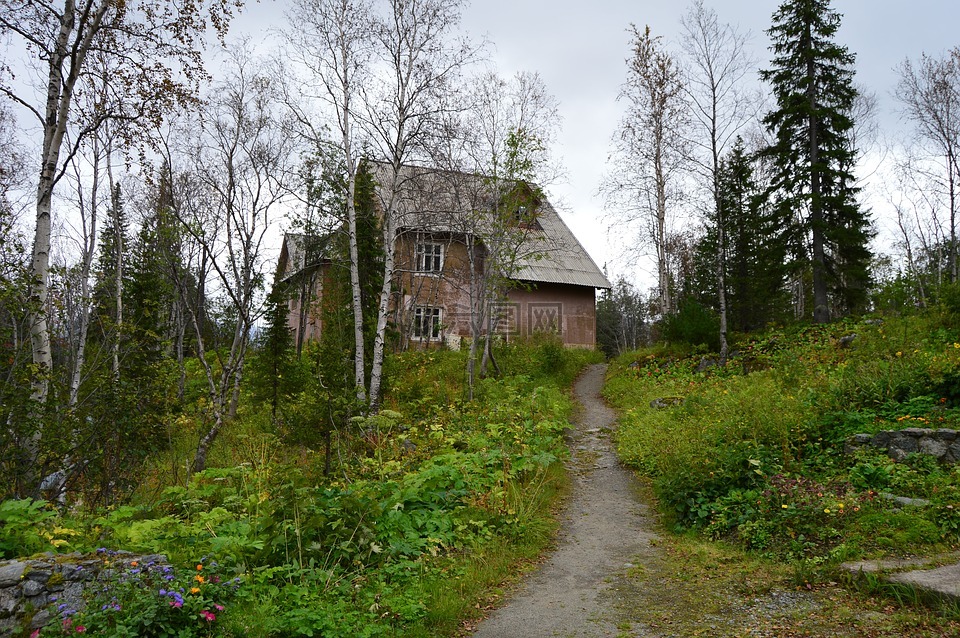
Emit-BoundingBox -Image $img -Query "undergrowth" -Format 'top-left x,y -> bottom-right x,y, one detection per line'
4,338 -> 599,637
605,312 -> 960,568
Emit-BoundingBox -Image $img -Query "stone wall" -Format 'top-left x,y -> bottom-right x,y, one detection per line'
0,551 -> 166,636
845,428 -> 960,463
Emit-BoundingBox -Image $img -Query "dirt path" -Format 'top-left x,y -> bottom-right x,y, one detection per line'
471,364 -> 663,638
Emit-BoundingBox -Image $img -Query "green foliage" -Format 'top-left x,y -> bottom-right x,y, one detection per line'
760,0 -> 873,320
607,313 -> 960,564
660,298 -> 720,350
0,499 -> 65,558
11,333 -> 591,636
596,277 -> 648,358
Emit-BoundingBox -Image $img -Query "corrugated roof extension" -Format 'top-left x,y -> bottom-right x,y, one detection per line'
369,161 -> 611,290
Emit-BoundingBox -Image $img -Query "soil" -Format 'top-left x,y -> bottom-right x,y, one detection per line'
470,363 -> 664,637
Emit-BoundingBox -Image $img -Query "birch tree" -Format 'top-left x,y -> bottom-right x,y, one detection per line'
895,49 -> 960,284
0,0 -> 240,494
452,70 -> 561,392
602,25 -> 688,317
184,48 -> 298,473
364,0 -> 478,411
283,0 -> 373,401
679,0 -> 756,363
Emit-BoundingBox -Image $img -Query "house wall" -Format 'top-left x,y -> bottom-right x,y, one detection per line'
396,234 -> 599,349
505,282 -> 599,348
283,266 -> 326,349
289,235 -> 600,351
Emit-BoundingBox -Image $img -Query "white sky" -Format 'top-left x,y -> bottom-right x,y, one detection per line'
235,0 -> 960,288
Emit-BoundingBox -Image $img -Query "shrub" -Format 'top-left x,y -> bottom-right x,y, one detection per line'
660,298 -> 720,351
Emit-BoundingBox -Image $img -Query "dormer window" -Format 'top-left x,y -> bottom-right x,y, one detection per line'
415,242 -> 444,273
514,205 -> 542,231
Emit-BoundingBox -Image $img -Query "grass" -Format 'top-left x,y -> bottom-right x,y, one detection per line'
611,482 -> 960,637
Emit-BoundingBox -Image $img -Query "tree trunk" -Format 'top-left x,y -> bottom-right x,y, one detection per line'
346,163 -> 367,402
367,172 -> 400,413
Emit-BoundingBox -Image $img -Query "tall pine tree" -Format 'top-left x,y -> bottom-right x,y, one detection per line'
760,0 -> 872,322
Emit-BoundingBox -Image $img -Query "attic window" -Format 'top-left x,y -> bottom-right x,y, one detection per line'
514,205 -> 542,231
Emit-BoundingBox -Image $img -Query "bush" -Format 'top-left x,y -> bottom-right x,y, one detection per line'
660,298 -> 720,351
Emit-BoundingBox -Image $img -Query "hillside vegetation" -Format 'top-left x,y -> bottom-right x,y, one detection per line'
604,309 -> 960,576
3,340 -> 601,637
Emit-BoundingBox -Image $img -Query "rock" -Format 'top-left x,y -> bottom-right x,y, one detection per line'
889,433 -> 918,455
881,493 -> 931,507
0,562 -> 26,587
902,428 -> 935,437
838,333 -> 858,348
24,568 -> 51,584
919,437 -> 948,460
695,357 -> 717,373
21,579 -> 44,597
0,588 -> 19,613
650,396 -> 684,409
871,431 -> 892,448
29,609 -> 52,629
937,429 -> 958,441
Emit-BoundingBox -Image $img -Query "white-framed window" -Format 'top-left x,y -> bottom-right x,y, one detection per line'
413,306 -> 442,340
415,242 -> 444,273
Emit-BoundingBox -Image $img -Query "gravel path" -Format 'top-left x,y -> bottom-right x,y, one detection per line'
471,364 -> 663,638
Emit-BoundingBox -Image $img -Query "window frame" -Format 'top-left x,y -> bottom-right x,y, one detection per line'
412,306 -> 443,341
414,241 -> 444,274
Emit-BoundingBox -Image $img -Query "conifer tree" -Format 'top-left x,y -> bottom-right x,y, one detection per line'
760,0 -> 873,322
719,140 -> 790,330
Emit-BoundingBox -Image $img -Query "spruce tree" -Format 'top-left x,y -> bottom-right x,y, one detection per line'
760,0 -> 873,322
719,139 -> 790,331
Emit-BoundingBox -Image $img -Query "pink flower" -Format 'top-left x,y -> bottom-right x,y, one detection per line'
214,604 -> 224,611
200,610 -> 216,622
30,630 -> 40,638
76,626 -> 86,633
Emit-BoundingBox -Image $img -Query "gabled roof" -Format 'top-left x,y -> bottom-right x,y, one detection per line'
276,232 -> 335,284
367,161 -> 611,289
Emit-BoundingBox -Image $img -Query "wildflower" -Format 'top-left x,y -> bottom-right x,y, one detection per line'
169,599 -> 183,609
214,604 -> 225,611
76,626 -> 86,633
191,587 -> 201,594
838,503 -> 845,509
781,504 -> 788,509
30,630 -> 40,638
197,564 -> 204,571
195,575 -> 205,584
130,561 -> 138,567
200,610 -> 216,622
824,508 -> 831,513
